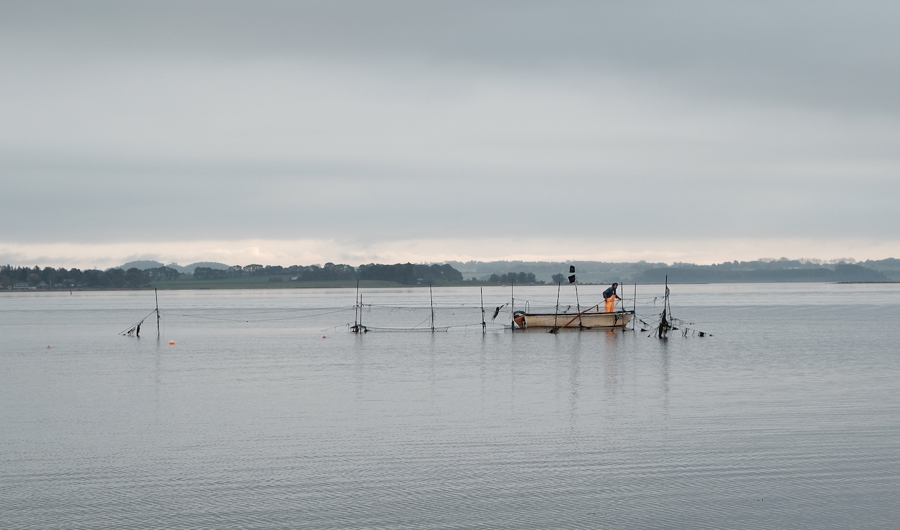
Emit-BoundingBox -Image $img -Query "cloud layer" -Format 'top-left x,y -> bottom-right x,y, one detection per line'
2,1 -> 899,265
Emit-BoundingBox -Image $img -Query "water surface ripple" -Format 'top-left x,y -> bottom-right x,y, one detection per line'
2,284 -> 899,528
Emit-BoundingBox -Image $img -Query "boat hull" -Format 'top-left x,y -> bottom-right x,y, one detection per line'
519,311 -> 633,329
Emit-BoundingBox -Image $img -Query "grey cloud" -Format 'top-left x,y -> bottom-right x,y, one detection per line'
5,1 -> 899,113
7,157 -> 899,244
2,1 -> 899,254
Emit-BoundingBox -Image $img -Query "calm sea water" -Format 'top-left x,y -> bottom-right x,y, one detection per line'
2,283 -> 899,529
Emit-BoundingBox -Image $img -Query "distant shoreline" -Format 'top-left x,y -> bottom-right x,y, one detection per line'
4,279 -> 899,294
4,258 -> 898,289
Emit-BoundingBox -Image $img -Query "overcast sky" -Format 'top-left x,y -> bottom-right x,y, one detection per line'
2,1 -> 899,268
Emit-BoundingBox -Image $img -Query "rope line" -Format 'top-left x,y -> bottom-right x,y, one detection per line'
166,308 -> 354,323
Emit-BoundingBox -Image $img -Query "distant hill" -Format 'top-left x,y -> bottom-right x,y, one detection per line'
180,262 -> 230,274
113,260 -> 230,274
114,260 -> 165,271
861,258 -> 900,281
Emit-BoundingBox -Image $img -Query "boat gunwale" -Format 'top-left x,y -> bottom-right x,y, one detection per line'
520,310 -> 634,317
518,310 -> 634,329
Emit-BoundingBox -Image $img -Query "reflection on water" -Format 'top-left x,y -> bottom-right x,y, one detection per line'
603,330 -> 621,398
1,284 -> 900,529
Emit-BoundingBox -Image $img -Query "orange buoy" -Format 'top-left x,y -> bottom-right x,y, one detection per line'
169,340 -> 175,345
322,335 -> 327,339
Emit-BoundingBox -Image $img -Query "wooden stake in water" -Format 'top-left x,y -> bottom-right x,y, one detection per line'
155,288 -> 160,339
633,283 -> 638,331
430,284 -> 435,333
510,279 -> 515,330
573,279 -> 584,328
551,282 -> 561,333
658,275 -> 670,339
352,280 -> 360,332
480,287 -> 486,334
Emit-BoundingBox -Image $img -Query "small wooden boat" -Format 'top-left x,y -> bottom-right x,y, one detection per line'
513,308 -> 633,330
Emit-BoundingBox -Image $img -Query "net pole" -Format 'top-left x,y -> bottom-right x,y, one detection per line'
480,288 -> 486,334
155,288 -> 160,339
430,284 -> 435,333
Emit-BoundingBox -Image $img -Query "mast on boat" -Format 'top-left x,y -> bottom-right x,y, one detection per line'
571,266 -> 584,328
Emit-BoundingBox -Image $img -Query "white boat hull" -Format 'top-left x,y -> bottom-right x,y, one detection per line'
518,311 -> 633,329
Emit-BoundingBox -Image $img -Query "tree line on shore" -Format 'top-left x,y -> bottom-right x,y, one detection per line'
1,262 -> 520,289
4,257 -> 896,290
485,272 -> 542,285
192,262 -> 467,285
453,258 -> 900,284
0,265 -> 182,289
633,261 -> 892,283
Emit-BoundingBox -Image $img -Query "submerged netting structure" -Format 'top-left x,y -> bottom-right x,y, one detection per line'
119,309 -> 155,336
116,285 -> 711,337
631,287 -> 712,339
351,302 -> 504,333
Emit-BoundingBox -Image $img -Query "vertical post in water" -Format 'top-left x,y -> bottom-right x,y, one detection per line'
353,280 -> 360,332
155,288 -> 160,339
429,284 -> 435,333
616,283 -> 622,312
552,282 -> 561,332
633,283 -> 638,330
574,280 -> 584,328
480,287 -> 486,334
510,279 -> 515,330
664,276 -> 668,315
658,275 -> 669,339
633,283 -> 637,312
